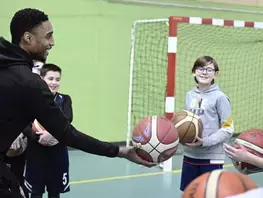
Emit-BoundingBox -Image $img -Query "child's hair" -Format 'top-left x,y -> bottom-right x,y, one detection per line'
191,56 -> 219,84
40,63 -> 62,78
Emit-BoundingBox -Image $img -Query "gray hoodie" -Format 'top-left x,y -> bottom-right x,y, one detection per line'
184,84 -> 234,162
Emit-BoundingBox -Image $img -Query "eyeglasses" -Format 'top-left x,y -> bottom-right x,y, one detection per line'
196,67 -> 215,74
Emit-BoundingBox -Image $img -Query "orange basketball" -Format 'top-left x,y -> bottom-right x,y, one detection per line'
132,115 -> 179,163
182,170 -> 258,198
31,119 -> 59,146
32,119 -> 45,132
171,110 -> 203,144
232,129 -> 263,174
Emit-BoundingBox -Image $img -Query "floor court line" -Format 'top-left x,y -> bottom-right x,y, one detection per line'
69,163 -> 233,185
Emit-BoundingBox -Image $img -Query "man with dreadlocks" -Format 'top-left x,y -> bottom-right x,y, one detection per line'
0,8 -> 156,198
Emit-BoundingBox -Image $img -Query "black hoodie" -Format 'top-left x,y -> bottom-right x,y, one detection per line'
0,37 -> 119,157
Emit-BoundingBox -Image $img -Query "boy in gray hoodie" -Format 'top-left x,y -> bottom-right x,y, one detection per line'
180,56 -> 234,191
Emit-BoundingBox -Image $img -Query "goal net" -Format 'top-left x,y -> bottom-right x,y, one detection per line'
127,16 -> 263,170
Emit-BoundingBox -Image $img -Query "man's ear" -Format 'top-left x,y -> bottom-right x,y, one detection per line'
23,32 -> 32,44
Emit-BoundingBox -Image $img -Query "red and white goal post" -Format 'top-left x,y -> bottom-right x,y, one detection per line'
127,16 -> 263,172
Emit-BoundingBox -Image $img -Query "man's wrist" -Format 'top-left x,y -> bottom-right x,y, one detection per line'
117,146 -> 125,158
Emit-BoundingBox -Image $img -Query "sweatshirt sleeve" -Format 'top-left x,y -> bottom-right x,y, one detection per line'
26,75 -> 119,157
62,95 -> 73,123
202,95 -> 234,147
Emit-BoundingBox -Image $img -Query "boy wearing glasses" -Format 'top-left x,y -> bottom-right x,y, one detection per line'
180,56 -> 234,191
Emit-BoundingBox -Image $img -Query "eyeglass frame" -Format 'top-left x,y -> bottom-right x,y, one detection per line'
195,67 -> 216,74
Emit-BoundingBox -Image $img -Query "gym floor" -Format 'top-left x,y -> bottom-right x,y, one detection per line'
49,150 -> 263,198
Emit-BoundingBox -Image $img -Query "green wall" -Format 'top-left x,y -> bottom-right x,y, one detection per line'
1,0 -> 262,142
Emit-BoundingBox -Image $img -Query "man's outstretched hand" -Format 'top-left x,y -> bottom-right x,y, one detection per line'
117,146 -> 158,168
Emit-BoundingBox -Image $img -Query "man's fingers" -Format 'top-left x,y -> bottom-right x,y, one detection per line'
138,159 -> 158,167
134,143 -> 142,149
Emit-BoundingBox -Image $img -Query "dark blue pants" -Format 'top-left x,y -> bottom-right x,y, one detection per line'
180,156 -> 223,191
24,141 -> 70,196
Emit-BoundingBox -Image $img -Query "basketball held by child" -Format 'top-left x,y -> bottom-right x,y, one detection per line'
32,119 -> 45,132
171,110 -> 203,144
132,115 -> 179,163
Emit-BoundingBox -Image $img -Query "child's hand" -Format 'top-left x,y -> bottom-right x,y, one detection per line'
9,133 -> 25,150
185,137 -> 203,147
235,161 -> 250,175
36,131 -> 58,146
223,143 -> 249,162
6,133 -> 27,157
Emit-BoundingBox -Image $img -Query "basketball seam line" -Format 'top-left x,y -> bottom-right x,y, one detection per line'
137,120 -> 157,154
204,171 -> 211,198
150,120 -> 178,159
152,122 -> 178,158
237,173 -> 248,192
149,120 -> 172,155
215,172 -> 222,198
180,112 -> 195,143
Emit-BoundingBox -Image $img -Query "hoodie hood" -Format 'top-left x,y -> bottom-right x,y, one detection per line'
193,84 -> 220,94
0,37 -> 33,69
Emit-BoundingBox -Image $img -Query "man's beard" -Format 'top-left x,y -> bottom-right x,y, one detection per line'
30,52 -> 46,63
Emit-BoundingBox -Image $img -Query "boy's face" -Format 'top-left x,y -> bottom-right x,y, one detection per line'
42,71 -> 61,95
193,63 -> 218,85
